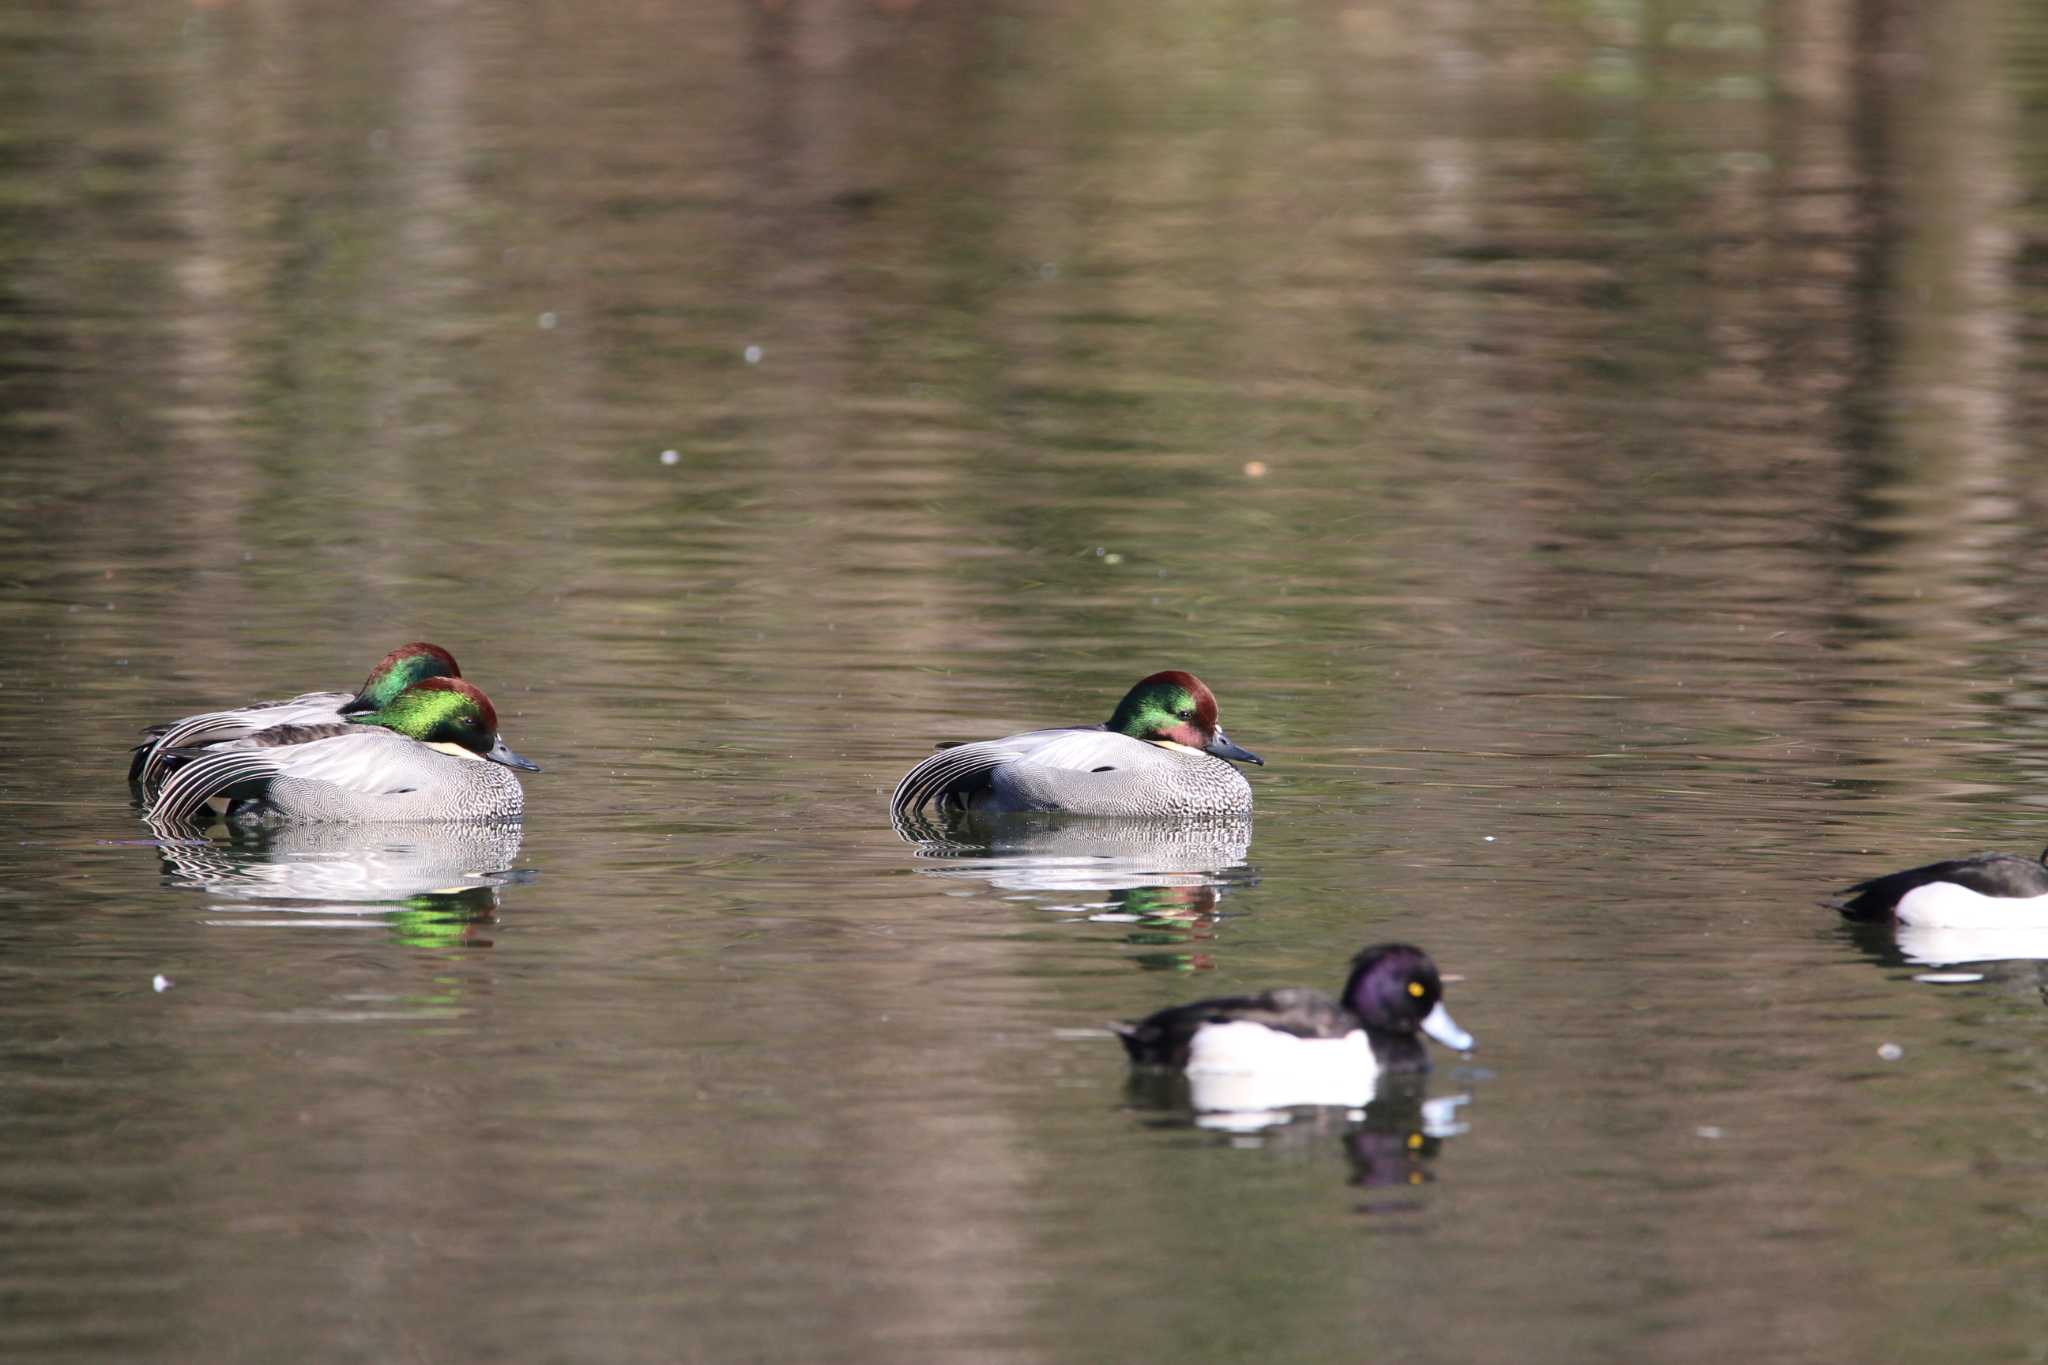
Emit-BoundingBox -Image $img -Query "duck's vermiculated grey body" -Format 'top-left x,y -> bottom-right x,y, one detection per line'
891,726 -> 1253,821
150,727 -> 526,826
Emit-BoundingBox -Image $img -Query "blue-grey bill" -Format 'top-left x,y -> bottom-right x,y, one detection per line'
1205,727 -> 1264,766
1421,1001 -> 1473,1052
488,737 -> 542,772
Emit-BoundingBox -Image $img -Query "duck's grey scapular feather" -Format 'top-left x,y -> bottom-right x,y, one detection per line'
149,726 -> 525,826
890,726 -> 1252,822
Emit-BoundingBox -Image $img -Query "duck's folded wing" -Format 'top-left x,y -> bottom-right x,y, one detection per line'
148,748 -> 290,825
890,739 -> 1026,822
130,691 -> 350,789
1203,988 -> 1353,1039
148,732 -> 412,825
1111,994 -> 1259,1065
1112,988 -> 1348,1066
889,726 -> 1108,822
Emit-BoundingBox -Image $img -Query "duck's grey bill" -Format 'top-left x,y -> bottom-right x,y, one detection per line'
487,736 -> 542,772
1205,728 -> 1264,766
1420,1002 -> 1473,1052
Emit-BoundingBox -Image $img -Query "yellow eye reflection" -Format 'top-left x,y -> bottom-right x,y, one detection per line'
1407,981 -> 1425,998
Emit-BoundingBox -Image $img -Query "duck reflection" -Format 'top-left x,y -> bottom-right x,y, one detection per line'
1893,921 -> 2048,969
897,814 -> 1254,964
147,820 -> 529,947
1842,913 -> 2048,972
1126,1069 -> 1474,1191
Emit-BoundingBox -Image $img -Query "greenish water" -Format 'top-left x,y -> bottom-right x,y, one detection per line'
8,2 -> 2048,1361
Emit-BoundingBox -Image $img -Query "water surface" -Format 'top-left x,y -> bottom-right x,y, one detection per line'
7,2 -> 2048,1361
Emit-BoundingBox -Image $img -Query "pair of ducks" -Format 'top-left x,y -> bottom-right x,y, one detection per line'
131,656 -> 1251,827
130,643 -> 539,826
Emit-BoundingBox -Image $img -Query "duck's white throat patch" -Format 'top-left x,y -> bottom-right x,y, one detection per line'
1147,739 -> 1209,758
425,741 -> 487,762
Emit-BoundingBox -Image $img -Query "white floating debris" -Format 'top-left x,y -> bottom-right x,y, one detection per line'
152,975 -> 172,993
1878,1042 -> 1904,1062
743,344 -> 763,365
1695,1125 -> 1723,1139
537,311 -> 559,330
659,449 -> 679,466
1484,835 -> 1496,842
1913,972 -> 1984,985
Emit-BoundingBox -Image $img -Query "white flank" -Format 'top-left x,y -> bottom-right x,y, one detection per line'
1184,1022 -> 1379,1112
1894,881 -> 2048,929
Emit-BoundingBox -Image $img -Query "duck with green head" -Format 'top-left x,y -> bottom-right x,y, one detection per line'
147,677 -> 540,826
890,670 -> 1263,824
129,642 -> 463,791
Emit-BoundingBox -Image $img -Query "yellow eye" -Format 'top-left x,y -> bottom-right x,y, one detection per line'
1407,981 -> 1425,998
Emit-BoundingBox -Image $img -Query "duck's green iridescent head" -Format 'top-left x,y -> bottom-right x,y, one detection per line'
1105,670 -> 1262,766
350,678 -> 541,772
338,642 -> 462,716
